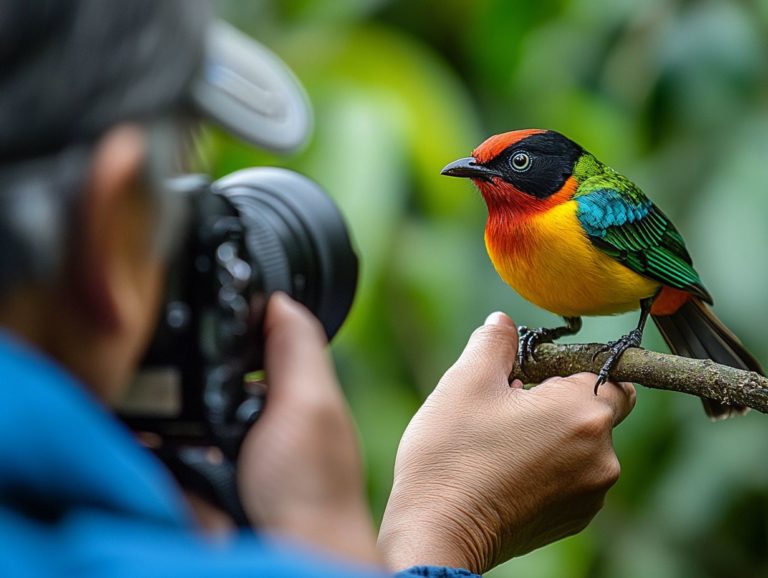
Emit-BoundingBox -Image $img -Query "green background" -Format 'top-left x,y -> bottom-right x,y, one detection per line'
211,1 -> 768,576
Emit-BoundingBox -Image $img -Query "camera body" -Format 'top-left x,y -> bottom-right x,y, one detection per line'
121,168 -> 358,462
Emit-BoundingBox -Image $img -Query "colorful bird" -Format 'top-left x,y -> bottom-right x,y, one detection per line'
441,129 -> 764,419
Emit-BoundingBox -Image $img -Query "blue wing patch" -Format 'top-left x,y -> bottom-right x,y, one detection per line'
574,187 -> 712,302
576,189 -> 653,238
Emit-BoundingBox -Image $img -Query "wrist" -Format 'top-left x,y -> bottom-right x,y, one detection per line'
379,480 -> 496,574
265,499 -> 382,566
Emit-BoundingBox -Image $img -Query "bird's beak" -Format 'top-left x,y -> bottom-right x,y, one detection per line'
440,157 -> 500,180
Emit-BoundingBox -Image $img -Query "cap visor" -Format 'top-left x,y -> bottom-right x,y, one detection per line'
190,21 -> 312,153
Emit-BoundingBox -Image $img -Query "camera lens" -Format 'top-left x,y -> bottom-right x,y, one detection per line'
213,168 -> 358,349
128,168 -> 357,455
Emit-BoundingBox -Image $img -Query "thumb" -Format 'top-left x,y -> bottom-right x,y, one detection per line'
440,311 -> 519,391
262,293 -> 341,412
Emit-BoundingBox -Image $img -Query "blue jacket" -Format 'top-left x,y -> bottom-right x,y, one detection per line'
0,334 -> 479,578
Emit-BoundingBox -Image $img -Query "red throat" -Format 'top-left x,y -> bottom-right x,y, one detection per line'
476,175 -> 578,221
480,177 -> 578,264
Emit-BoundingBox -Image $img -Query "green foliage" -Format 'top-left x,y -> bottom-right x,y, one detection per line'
213,1 -> 768,576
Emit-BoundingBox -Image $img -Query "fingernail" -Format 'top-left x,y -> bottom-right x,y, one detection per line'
265,292 -> 315,335
484,311 -> 513,326
271,292 -> 294,308
268,292 -> 302,317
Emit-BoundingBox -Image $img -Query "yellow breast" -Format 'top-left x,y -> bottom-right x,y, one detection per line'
485,200 -> 660,318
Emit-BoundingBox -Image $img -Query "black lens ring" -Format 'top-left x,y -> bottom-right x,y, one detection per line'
218,192 -> 293,296
225,190 -> 319,307
213,168 -> 358,340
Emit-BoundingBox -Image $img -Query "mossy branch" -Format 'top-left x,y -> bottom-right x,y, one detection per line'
511,343 -> 768,414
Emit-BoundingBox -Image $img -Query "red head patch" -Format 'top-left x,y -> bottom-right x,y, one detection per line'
472,129 -> 546,164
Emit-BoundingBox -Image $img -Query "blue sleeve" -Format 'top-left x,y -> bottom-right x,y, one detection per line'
0,507 -> 481,578
397,567 -> 481,578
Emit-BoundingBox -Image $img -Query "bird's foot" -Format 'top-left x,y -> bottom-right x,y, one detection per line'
592,328 -> 643,394
517,326 -> 555,368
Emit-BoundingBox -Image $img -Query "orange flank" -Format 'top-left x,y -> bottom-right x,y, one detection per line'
651,286 -> 692,316
472,129 -> 545,163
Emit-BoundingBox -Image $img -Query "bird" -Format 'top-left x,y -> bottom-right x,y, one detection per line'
441,128 -> 764,419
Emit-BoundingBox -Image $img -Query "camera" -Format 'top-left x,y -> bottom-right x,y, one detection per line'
110,20 -> 360,524
120,167 -> 358,518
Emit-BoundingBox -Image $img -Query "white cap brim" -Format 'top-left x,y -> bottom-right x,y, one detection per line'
190,21 -> 312,154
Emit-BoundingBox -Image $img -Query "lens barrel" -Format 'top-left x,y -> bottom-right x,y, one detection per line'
214,167 -> 358,347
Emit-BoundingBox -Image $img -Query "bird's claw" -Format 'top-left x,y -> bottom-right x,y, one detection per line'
592,328 -> 643,394
593,370 -> 609,395
591,343 -> 610,363
517,325 -> 551,369
517,326 -> 530,368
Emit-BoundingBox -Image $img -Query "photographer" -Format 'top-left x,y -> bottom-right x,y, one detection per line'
0,2 -> 634,577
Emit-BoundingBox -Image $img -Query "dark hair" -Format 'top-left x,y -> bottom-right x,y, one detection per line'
0,0 -> 209,161
0,0 -> 210,291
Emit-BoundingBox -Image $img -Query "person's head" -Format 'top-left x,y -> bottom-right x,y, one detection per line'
0,0 -> 311,402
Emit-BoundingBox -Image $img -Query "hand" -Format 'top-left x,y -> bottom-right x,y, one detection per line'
237,293 -> 379,564
378,312 -> 635,574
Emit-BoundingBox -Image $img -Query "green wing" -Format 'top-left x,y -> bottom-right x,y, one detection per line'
575,178 -> 712,303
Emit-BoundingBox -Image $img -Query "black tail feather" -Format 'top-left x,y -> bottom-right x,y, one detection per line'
652,298 -> 764,420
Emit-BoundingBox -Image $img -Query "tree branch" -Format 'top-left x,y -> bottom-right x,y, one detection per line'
511,343 -> 768,414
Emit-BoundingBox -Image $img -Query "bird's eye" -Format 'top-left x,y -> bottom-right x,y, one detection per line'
510,151 -> 531,172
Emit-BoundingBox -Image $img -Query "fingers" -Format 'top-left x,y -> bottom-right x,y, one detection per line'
262,292 -> 340,410
535,373 -> 636,426
440,311 -> 518,391
484,311 -> 516,329
599,380 -> 636,426
590,375 -> 636,426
